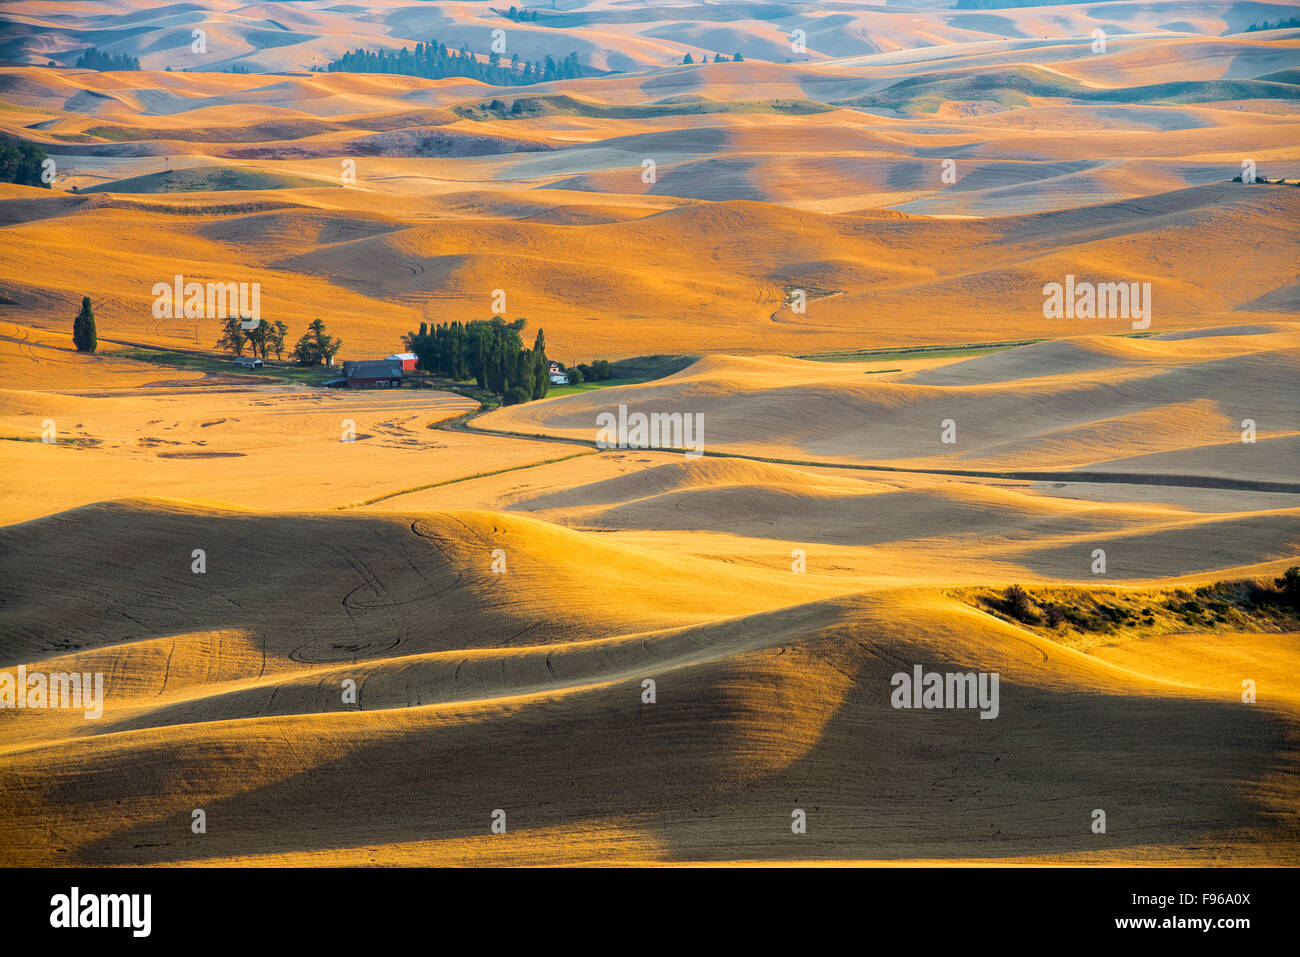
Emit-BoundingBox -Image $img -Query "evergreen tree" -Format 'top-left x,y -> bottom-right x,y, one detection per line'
531,329 -> 548,399
72,296 -> 97,352
323,36 -> 582,86
511,347 -> 532,395
75,48 -> 141,71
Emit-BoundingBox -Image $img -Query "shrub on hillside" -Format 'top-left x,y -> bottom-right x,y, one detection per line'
1274,567 -> 1300,610
1002,585 -> 1039,624
1041,602 -> 1065,628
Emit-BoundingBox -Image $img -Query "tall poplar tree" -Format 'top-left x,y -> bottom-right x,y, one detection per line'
73,296 -> 97,352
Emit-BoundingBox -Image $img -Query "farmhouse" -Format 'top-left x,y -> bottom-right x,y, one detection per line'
342,359 -> 402,389
548,360 -> 569,385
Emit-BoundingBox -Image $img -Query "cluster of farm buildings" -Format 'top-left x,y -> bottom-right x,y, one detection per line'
241,354 -> 573,388
326,353 -> 416,389
234,349 -> 574,388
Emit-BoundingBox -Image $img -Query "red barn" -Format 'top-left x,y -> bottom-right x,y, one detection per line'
386,352 -> 418,372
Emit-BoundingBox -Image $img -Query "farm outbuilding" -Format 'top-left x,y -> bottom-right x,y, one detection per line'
342,359 -> 402,389
385,352 -> 418,372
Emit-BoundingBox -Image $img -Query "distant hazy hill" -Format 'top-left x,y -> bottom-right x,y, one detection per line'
81,165 -> 329,194
4,0 -> 1296,70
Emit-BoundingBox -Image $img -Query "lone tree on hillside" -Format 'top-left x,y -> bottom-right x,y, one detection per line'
72,296 -> 97,352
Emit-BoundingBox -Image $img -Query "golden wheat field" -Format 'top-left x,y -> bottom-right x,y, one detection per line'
0,0 -> 1298,872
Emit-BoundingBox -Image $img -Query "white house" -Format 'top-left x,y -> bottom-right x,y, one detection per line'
550,371 -> 570,385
